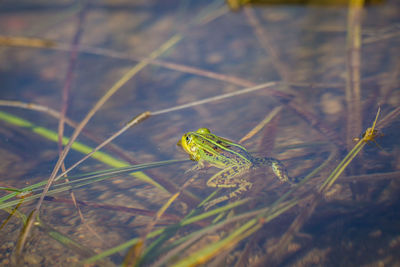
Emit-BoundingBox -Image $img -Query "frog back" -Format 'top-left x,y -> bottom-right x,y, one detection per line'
198,133 -> 252,167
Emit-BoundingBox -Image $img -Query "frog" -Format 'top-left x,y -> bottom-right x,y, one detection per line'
177,128 -> 295,209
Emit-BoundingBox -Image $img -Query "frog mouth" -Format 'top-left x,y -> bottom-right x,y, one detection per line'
177,134 -> 192,155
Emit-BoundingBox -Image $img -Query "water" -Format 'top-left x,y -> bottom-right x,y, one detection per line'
0,0 -> 399,266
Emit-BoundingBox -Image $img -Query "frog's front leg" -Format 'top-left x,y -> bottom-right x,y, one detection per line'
185,159 -> 207,174
204,166 -> 252,210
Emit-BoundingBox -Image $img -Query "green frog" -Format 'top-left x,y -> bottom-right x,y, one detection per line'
177,128 -> 295,209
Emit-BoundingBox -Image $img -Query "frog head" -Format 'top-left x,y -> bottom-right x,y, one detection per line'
177,128 -> 211,161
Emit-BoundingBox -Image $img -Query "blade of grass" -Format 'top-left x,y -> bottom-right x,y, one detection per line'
319,139 -> 364,192
123,191 -> 180,266
56,4 -> 100,242
35,217 -> 96,259
244,7 -> 290,81
43,196 -> 180,221
0,201 -> 27,230
0,187 -> 25,193
151,82 -> 278,115
0,35 -> 56,48
338,171 -> 400,183
82,228 -> 165,265
321,107 -> 380,192
239,106 -> 282,144
345,0 -> 364,149
0,159 -> 188,209
0,111 -> 161,189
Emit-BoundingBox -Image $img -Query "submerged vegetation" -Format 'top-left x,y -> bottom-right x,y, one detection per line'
0,0 -> 399,266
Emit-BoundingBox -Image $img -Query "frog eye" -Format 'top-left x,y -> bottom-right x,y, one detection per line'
197,128 -> 211,134
185,135 -> 192,143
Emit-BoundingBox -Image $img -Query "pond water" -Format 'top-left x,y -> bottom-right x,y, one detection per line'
0,0 -> 399,266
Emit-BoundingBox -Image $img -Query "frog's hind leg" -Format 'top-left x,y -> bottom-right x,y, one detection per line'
204,166 -> 251,210
204,181 -> 252,210
255,157 -> 294,184
206,165 -> 250,187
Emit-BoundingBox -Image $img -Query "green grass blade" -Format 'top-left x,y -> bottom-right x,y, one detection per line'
82,228 -> 164,264
0,110 -> 163,190
0,159 -> 188,208
319,139 -> 365,192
